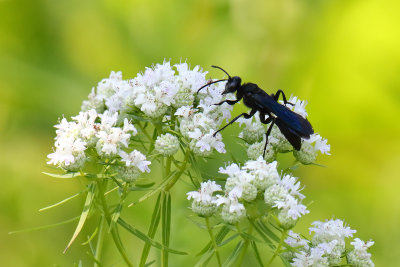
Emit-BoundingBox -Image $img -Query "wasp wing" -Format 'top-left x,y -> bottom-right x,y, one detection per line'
275,118 -> 302,150
250,90 -> 314,138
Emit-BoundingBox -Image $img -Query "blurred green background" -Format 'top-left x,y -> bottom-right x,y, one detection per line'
1,0 -> 399,266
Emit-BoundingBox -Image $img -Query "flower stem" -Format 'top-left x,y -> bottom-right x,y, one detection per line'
94,215 -> 106,267
97,180 -> 134,267
205,217 -> 222,267
236,223 -> 253,267
164,151 -> 189,191
267,229 -> 288,267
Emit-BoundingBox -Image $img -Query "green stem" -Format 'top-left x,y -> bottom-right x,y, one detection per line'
236,223 -> 253,267
164,152 -> 189,191
136,122 -> 152,142
205,217 -> 222,267
267,229 -> 288,267
94,215 -> 106,267
97,180 -> 134,267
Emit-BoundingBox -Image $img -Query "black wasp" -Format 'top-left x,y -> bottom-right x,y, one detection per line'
197,65 -> 314,157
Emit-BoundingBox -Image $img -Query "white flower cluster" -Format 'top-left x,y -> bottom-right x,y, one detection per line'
187,180 -> 222,217
187,157 -> 309,226
237,96 -> 330,164
175,83 -> 234,156
48,61 -> 236,177
285,219 -> 374,267
47,109 -> 150,180
154,133 -> 180,156
82,61 -> 233,157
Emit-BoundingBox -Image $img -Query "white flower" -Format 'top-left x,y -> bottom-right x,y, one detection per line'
219,163 -> 241,176
155,133 -> 180,156
119,150 -> 151,173
243,158 -> 279,190
274,194 -> 309,220
292,247 -> 330,267
47,136 -> 87,168
237,112 -> 265,144
189,129 -> 226,154
187,180 -> 221,203
279,175 -> 305,200
187,180 -> 222,217
214,193 -> 246,224
347,238 -> 374,267
281,96 -> 308,118
293,134 -> 330,164
99,110 -> 118,130
285,230 -> 310,250
225,170 -> 257,202
310,219 -> 356,245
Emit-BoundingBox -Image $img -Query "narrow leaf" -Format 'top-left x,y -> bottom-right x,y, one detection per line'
250,221 -> 275,249
257,220 -> 280,243
218,233 -> 240,247
128,171 -> 177,207
251,241 -> 264,267
109,202 -> 123,233
39,191 -> 84,212
42,171 -> 82,179
162,192 -> 172,267
280,256 -> 293,267
222,240 -> 245,267
81,227 -> 98,245
140,193 -> 162,267
64,183 -> 96,253
194,249 -> 214,267
196,225 -> 230,257
9,216 -> 79,234
117,218 -> 187,255
144,260 -> 156,267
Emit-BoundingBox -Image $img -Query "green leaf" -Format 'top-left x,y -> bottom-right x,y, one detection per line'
81,226 -> 98,245
250,221 -> 275,249
218,233 -> 240,247
194,249 -> 215,267
39,191 -> 84,212
162,192 -> 172,267
222,240 -> 245,267
196,225 -> 230,257
42,171 -> 82,179
257,220 -> 280,243
128,171 -> 177,207
251,241 -> 264,267
186,170 -> 200,188
144,260 -> 156,267
42,172 -> 113,179
117,218 -> 187,255
280,255 -> 293,267
109,202 -> 123,233
64,183 -> 96,253
134,181 -> 156,188
140,193 -> 162,267
9,216 -> 80,234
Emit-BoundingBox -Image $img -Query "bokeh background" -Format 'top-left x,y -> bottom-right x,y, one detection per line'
1,0 -> 399,266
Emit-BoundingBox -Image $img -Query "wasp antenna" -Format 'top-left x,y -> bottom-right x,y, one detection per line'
196,79 -> 228,94
211,65 -> 232,79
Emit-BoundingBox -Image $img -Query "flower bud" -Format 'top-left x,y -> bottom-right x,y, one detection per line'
155,133 -> 180,156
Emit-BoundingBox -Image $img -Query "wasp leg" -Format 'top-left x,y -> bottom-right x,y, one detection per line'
213,99 -> 240,106
263,119 -> 276,158
273,89 -> 294,106
259,112 -> 273,124
213,109 -> 257,137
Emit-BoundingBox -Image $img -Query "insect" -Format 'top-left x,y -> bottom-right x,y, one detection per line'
197,65 -> 314,157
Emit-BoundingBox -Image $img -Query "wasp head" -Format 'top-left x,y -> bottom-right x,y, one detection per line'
222,76 -> 241,95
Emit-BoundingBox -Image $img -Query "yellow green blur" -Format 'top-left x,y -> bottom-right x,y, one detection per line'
1,0 -> 399,266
